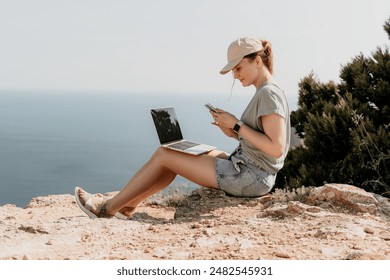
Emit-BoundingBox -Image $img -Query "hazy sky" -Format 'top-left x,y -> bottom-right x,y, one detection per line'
0,0 -> 389,108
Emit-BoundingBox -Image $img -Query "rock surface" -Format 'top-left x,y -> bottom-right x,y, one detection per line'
1,184 -> 390,260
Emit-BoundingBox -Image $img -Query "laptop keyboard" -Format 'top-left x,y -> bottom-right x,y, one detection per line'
168,141 -> 199,150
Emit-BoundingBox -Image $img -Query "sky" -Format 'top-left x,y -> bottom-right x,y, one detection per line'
0,0 -> 389,109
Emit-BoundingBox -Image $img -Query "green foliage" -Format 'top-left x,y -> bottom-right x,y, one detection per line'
276,17 -> 390,197
348,112 -> 390,194
384,16 -> 390,40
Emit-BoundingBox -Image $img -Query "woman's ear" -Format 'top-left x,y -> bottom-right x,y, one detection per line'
256,55 -> 262,68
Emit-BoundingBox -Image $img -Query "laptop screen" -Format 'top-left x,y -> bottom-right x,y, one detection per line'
151,108 -> 183,144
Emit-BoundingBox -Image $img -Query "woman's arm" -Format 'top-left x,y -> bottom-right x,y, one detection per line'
211,121 -> 238,139
238,114 -> 286,158
212,110 -> 286,158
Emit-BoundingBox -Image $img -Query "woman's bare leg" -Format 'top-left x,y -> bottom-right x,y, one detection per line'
115,149 -> 230,216
207,149 -> 230,159
105,147 -> 219,215
115,169 -> 177,216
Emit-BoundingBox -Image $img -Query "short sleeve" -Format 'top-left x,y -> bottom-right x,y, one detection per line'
257,86 -> 287,119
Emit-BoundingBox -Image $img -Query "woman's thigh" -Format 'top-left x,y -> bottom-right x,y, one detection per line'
156,147 -> 218,188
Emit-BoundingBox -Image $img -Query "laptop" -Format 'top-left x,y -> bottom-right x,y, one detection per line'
150,107 -> 216,155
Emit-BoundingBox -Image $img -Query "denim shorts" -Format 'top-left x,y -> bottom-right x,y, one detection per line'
215,148 -> 276,197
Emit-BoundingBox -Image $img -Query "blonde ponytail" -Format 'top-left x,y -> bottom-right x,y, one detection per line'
259,40 -> 273,75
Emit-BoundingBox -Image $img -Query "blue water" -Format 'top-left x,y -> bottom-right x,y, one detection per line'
0,90 -> 251,207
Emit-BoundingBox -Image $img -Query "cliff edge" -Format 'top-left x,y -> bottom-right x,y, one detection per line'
1,184 -> 389,260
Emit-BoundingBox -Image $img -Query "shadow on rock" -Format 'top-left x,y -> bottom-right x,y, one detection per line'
173,188 -> 265,222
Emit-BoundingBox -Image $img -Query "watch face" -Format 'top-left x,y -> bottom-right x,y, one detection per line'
233,123 -> 241,133
234,121 -> 243,133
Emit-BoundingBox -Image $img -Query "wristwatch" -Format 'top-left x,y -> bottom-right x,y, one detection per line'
233,120 -> 243,134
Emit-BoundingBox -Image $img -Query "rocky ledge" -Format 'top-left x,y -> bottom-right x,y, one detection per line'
1,183 -> 389,260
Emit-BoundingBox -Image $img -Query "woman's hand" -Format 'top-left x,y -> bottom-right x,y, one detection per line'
210,109 -> 239,138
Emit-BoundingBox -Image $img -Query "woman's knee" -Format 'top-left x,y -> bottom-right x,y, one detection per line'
151,147 -> 172,163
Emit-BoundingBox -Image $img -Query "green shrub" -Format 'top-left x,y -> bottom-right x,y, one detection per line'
276,17 -> 390,197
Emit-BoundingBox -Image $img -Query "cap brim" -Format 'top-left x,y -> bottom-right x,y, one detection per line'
219,57 -> 243,75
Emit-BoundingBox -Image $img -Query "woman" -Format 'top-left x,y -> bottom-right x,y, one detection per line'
75,37 -> 290,219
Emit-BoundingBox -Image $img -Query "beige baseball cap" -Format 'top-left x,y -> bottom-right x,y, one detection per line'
220,37 -> 263,75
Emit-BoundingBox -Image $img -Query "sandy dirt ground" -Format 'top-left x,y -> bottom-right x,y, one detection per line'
1,184 -> 390,260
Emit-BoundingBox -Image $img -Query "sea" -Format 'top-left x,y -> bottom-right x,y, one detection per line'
0,90 -> 252,207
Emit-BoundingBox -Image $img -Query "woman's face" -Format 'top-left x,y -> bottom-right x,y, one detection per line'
232,57 -> 261,87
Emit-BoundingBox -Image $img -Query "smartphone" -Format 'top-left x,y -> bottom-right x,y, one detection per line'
205,103 -> 218,113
